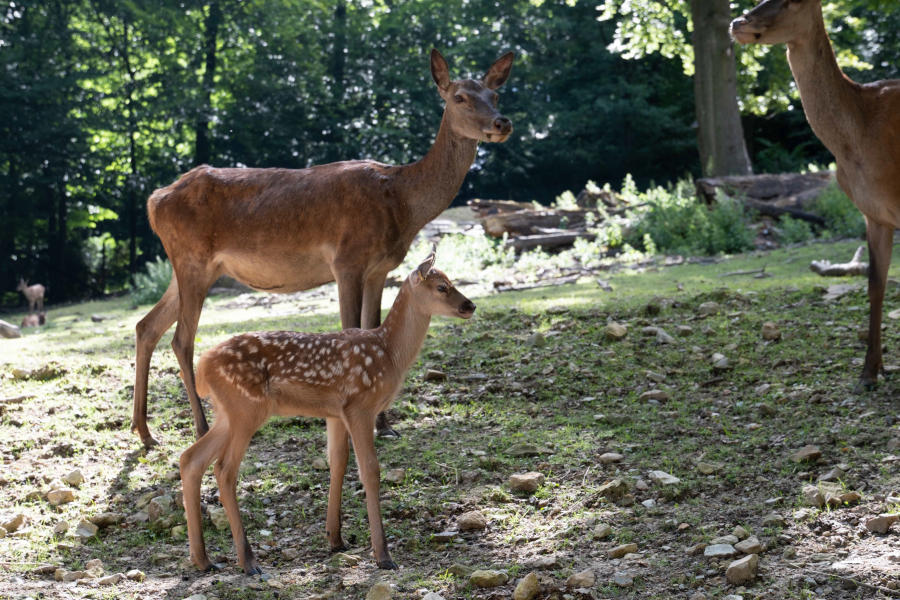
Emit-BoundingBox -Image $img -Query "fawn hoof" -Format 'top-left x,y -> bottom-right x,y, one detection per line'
376,558 -> 398,570
376,427 -> 401,439
854,376 -> 878,393
200,561 -> 223,573
140,434 -> 160,449
244,564 -> 263,576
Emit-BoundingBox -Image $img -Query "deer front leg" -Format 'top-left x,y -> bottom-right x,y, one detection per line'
180,422 -> 229,571
361,272 -> 400,439
171,268 -> 212,438
214,426 -> 260,575
860,220 -> 895,388
133,276 -> 180,447
325,417 -> 350,552
345,411 -> 396,569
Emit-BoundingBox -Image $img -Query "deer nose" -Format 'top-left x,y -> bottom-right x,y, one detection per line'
459,300 -> 476,316
493,117 -> 512,134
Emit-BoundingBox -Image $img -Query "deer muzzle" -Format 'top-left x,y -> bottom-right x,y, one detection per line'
458,299 -> 476,319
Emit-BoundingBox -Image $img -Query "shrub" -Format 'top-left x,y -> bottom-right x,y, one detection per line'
130,256 -> 172,307
778,216 -> 814,244
812,183 -> 865,239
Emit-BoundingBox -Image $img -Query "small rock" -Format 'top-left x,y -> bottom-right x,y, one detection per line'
148,494 -> 175,522
761,321 -> 781,341
818,466 -> 844,482
686,543 -> 706,556
732,525 -> 750,540
458,510 -> 487,531
60,570 -> 89,582
782,546 -> 798,559
75,519 -> 99,540
639,389 -> 669,402
431,530 -> 458,543
311,456 -> 329,470
98,573 -> 123,585
697,462 -> 720,475
47,488 -> 76,506
506,443 -> 543,457
126,510 -> 149,524
90,512 -> 124,528
648,470 -> 680,485
735,536 -> 762,555
592,523 -> 612,539
2,513 -> 26,533
598,452 -> 623,464
839,491 -> 862,505
641,499 -> 656,509
762,513 -> 785,527
85,558 -> 104,577
423,369 -> 448,382
208,506 -> 229,531
90,314 -> 105,322
282,547 -> 300,560
422,594 -> 445,600
710,353 -> 729,370
513,572 -> 540,600
525,555 -> 557,569
801,484 -> 825,508
527,332 -> 546,348
448,563 -> 474,577
366,582 -> 393,600
334,552 -> 361,567
726,554 -> 758,585
597,478 -> 629,500
0,319 -> 22,338
608,543 -> 638,559
509,472 -> 545,494
866,514 -> 899,534
566,568 -> 595,588
62,469 -> 84,487
470,569 -> 508,588
655,328 -> 675,344
792,445 -> 822,463
605,322 -> 628,340
383,468 -> 405,484
698,301 -> 720,316
612,571 -> 633,587
676,325 -> 693,336
53,521 -> 68,535
703,544 -> 737,558
710,534 -> 739,545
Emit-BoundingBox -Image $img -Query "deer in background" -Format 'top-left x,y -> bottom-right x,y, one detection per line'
180,251 -> 475,573
21,313 -> 46,328
133,49 -> 513,447
731,0 -> 900,388
17,279 -> 45,313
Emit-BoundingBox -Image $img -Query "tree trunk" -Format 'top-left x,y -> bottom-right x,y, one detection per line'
194,1 -> 221,166
690,0 -> 752,176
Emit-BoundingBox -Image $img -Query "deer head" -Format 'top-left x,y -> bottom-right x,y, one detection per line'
408,250 -> 476,319
16,279 -> 26,292
730,0 -> 821,45
430,49 -> 514,143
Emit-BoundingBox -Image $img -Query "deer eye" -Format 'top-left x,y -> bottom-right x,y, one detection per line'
453,94 -> 465,104
437,284 -> 449,293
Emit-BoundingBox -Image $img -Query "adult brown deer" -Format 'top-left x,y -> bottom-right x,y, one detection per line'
134,49 -> 513,447
180,251 -> 475,573
17,279 -> 45,313
731,0 -> 900,387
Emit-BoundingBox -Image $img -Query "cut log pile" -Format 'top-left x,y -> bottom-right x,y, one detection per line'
695,172 -> 833,227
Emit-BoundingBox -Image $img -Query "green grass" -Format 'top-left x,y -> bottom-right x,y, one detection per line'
1,238 -> 899,599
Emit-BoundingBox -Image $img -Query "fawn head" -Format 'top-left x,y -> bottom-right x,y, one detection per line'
731,0 -> 820,45
16,278 -> 26,292
430,49 -> 514,143
408,250 -> 476,319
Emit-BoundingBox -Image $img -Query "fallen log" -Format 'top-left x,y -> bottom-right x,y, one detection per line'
810,246 -> 868,277
696,172 -> 833,226
505,231 -> 597,252
482,210 -> 590,238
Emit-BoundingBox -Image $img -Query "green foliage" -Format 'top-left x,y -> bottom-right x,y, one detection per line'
626,181 -> 755,256
130,256 -> 172,307
778,216 -> 815,244
813,184 -> 866,239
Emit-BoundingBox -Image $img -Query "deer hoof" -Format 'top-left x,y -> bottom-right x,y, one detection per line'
141,435 -> 160,449
244,565 -> 263,576
201,562 -> 223,573
376,559 -> 398,570
854,377 -> 878,392
329,542 -> 349,553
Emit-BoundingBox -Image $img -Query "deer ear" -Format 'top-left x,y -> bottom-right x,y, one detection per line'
482,52 -> 514,90
417,247 -> 437,279
430,49 -> 451,92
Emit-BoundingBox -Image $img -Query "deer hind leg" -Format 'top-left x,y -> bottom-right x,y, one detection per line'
213,421 -> 260,575
860,220 -> 895,388
361,272 -> 399,439
344,410 -> 396,569
325,417 -> 350,552
334,268 -> 364,330
133,276 -> 180,447
171,263 -> 216,438
180,417 -> 230,571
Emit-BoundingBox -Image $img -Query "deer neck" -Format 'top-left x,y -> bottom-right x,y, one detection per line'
785,9 -> 860,156
400,110 -> 478,231
378,280 -> 433,371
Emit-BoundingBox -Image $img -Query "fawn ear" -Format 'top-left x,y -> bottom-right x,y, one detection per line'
431,49 -> 451,92
416,247 -> 437,280
483,52 -> 514,90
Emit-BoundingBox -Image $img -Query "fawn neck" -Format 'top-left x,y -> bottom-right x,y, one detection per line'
377,281 -> 433,371
785,8 -> 860,155
400,109 -> 478,232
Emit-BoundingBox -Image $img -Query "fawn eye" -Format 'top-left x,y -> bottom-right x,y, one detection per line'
453,94 -> 465,104
437,284 -> 449,293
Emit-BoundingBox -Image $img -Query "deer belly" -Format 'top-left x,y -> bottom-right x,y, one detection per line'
220,252 -> 335,292
269,382 -> 344,419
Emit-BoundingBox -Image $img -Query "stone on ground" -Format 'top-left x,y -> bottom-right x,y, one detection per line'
75,520 -> 99,540
648,470 -> 680,485
566,568 -> 595,588
608,543 -> 638,559
866,514 -> 899,534
604,322 -> 628,340
469,569 -> 508,588
726,554 -> 758,585
513,572 -> 540,600
791,445 -> 821,463
366,581 -> 393,600
457,510 -> 487,531
735,536 -> 762,555
509,472 -> 545,493
383,468 -> 405,483
598,452 -> 624,464
761,321 -> 781,341
613,571 -> 634,587
703,544 -> 737,558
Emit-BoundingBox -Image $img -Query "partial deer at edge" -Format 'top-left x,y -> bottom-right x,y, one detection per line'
180,251 -> 475,573
731,0 -> 900,387
17,279 -> 45,313
134,49 -> 513,447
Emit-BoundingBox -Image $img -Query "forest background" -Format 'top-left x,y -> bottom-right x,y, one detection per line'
2,0 -> 898,304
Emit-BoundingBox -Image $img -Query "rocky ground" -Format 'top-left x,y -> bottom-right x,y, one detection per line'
0,239 -> 899,600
